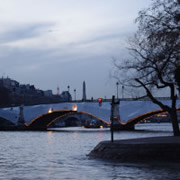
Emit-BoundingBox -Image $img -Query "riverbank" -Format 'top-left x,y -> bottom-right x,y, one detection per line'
88,136 -> 180,162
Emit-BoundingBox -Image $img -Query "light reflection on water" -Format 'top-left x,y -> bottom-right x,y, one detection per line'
0,123 -> 180,180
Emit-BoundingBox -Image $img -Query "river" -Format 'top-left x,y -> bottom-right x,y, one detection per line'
1,123 -> 180,180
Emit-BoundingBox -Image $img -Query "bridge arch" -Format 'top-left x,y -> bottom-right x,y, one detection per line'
121,108 -> 180,128
25,110 -> 109,130
64,117 -> 80,127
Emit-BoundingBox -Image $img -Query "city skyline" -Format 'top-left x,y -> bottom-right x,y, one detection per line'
0,0 -> 152,99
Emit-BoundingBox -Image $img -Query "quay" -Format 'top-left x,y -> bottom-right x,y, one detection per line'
88,136 -> 180,162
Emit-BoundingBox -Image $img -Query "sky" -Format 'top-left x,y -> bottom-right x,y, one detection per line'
0,0 -> 152,100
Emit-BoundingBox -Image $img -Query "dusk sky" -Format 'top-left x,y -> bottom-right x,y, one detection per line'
0,0 -> 152,100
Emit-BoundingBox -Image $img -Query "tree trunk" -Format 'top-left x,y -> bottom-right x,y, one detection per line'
169,108 -> 180,136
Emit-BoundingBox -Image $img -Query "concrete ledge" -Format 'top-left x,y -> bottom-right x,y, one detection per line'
88,136 -> 180,162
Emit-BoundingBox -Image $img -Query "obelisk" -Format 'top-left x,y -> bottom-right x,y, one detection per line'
82,81 -> 87,101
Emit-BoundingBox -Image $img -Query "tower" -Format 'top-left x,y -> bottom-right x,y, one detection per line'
82,81 -> 87,101
57,86 -> 60,95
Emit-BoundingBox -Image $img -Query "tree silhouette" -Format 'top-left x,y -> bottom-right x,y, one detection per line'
0,87 -> 11,106
114,0 -> 180,135
175,66 -> 180,93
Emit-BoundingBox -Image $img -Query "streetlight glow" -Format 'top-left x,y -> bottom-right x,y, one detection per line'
72,104 -> 77,111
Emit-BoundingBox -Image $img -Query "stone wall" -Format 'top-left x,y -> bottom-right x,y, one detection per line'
88,136 -> 180,162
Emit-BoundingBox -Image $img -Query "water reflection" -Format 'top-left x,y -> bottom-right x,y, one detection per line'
0,123 -> 180,179
47,130 -> 53,144
97,131 -> 105,141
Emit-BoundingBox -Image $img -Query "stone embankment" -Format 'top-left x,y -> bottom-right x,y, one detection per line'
88,136 -> 180,162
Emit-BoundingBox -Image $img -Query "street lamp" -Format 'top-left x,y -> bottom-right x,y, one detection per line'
74,89 -> 76,101
116,82 -> 119,99
122,85 -> 124,99
67,85 -> 70,92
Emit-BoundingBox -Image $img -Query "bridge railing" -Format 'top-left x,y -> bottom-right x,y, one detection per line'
68,96 -> 179,103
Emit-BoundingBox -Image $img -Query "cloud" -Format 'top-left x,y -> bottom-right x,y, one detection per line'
0,0 -> 140,51
0,22 -> 55,45
0,0 -> 153,98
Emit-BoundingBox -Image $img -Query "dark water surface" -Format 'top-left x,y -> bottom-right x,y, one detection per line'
1,123 -> 180,180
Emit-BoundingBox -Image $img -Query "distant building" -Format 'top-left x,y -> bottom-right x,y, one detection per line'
0,76 -> 61,106
0,77 -> 39,95
44,90 -> 53,97
60,91 -> 72,102
0,77 -> 19,91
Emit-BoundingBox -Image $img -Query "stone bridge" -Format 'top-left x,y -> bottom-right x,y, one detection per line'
24,110 -> 109,130
24,108 -> 180,131
117,108 -> 180,130
0,100 -> 180,130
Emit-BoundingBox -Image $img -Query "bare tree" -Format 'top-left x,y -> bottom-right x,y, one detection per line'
175,66 -> 180,93
114,0 -> 180,136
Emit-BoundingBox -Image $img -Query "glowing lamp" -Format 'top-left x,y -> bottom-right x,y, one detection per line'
98,98 -> 102,102
98,98 -> 102,106
48,108 -> 53,113
72,104 -> 77,111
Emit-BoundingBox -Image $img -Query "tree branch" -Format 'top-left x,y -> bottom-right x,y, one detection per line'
135,78 -> 170,111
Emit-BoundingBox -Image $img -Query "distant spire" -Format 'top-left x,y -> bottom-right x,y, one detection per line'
82,81 -> 87,101
57,86 -> 60,95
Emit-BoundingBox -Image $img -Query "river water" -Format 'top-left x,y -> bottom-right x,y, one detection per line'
1,123 -> 180,180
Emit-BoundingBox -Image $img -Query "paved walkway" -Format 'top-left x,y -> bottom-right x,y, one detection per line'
88,136 -> 180,162
103,136 -> 180,144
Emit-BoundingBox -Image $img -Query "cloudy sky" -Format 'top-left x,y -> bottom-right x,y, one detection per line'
0,0 -> 152,99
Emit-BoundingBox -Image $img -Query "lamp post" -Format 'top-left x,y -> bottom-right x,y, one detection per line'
67,85 -> 70,92
110,95 -> 115,142
74,89 -> 76,101
122,85 -> 124,99
116,82 -> 119,99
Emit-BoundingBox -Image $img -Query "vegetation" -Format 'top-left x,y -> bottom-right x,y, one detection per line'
114,0 -> 180,135
0,87 -> 11,106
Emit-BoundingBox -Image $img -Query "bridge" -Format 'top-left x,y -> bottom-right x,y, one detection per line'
0,99 -> 180,130
24,110 -> 109,130
22,108 -> 180,130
